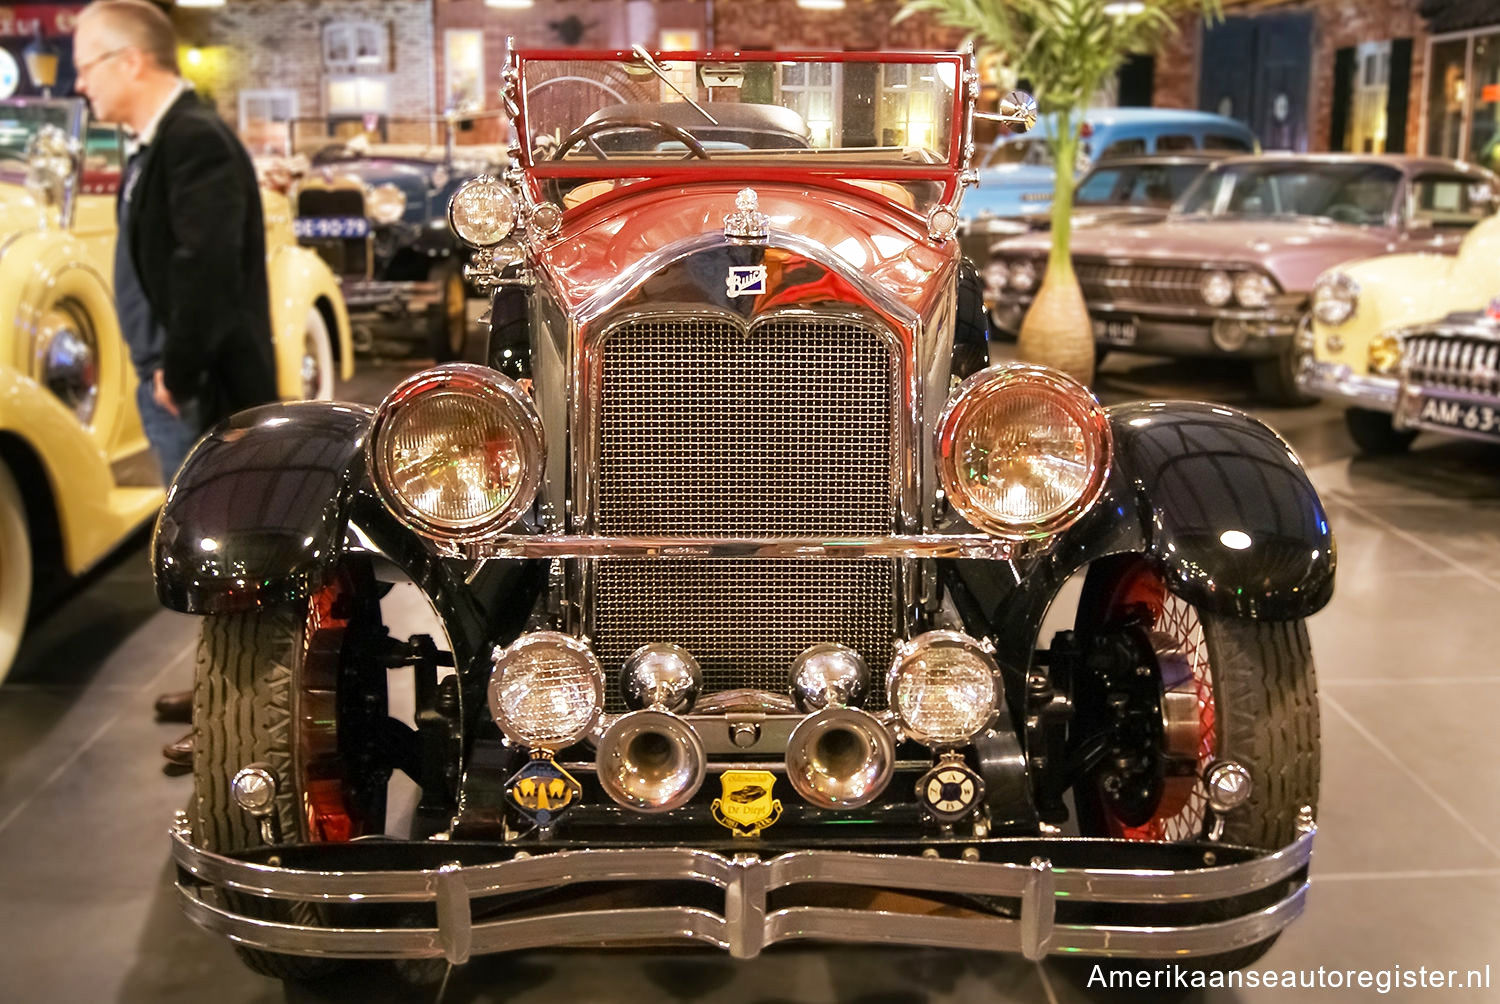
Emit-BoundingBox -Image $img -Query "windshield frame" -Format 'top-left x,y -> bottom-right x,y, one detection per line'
510,48 -> 969,203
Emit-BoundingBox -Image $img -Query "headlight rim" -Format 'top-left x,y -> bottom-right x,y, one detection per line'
366,182 -> 407,225
1200,269 -> 1234,308
447,175 -> 518,249
1008,258 -> 1038,293
488,631 -> 605,751
886,629 -> 1002,748
936,363 -> 1113,540
1232,270 -> 1276,310
1312,271 -> 1359,327
369,362 -> 544,542
34,300 -> 99,426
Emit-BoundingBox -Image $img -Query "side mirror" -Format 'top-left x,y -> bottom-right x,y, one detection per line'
974,90 -> 1038,134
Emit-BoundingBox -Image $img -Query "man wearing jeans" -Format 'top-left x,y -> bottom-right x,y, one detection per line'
75,0 -> 278,765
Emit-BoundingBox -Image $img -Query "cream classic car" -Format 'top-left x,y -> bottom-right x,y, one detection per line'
1298,203 -> 1500,453
0,97 -> 354,680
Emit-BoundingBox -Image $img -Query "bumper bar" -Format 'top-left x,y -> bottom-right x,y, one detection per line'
1296,359 -> 1398,412
171,812 -> 1314,964
451,533 -> 1017,560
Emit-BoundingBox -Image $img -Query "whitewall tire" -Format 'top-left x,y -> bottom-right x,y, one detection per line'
0,462 -> 32,683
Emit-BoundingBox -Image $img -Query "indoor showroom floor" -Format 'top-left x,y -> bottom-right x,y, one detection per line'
1,341 -> 1497,1003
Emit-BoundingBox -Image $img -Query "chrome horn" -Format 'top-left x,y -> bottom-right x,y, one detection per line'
785,644 -> 895,809
595,644 -> 705,813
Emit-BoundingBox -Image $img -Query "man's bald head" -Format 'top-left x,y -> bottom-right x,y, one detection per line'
78,0 -> 179,75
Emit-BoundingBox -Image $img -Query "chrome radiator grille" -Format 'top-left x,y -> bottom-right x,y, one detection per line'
595,558 -> 897,709
1406,335 -> 1500,397
590,311 -> 899,710
1075,259 -> 1206,308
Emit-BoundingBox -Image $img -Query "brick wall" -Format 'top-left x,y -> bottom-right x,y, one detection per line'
172,0 -> 436,148
710,0 -> 960,50
1150,0 -> 1428,153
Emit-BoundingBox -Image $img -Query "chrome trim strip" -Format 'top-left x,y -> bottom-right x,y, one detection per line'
1296,359 -> 1399,412
457,533 -> 1016,560
992,294 -> 1295,324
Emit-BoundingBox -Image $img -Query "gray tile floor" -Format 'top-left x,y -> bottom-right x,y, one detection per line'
2,348 -> 1498,1003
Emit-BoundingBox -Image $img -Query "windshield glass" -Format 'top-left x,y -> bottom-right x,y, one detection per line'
1075,162 -> 1209,206
0,103 -> 73,162
1176,161 -> 1401,225
519,54 -> 960,167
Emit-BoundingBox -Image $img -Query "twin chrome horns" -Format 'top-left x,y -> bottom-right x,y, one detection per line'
786,644 -> 895,809
595,644 -> 705,813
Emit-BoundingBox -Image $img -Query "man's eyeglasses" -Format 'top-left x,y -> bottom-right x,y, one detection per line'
75,47 -> 129,76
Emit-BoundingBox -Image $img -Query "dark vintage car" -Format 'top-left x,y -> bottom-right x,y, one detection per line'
289,126 -> 506,360
988,154 -> 1499,402
155,50 -> 1331,980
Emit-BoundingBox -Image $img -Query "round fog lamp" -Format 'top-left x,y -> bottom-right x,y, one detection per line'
1210,318 -> 1250,352
1368,334 -> 1402,374
370,363 -> 543,541
448,176 -> 516,247
982,261 -> 1008,300
887,630 -> 1000,747
621,643 -> 702,713
791,643 -> 870,712
1009,259 -> 1038,293
1200,270 -> 1233,307
489,632 -> 605,750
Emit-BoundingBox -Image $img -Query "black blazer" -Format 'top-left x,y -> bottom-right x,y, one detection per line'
123,89 -> 277,424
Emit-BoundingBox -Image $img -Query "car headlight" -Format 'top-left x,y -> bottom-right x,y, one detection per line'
488,632 -> 604,750
1233,272 -> 1276,309
1200,270 -> 1233,307
1368,334 -> 1403,374
447,176 -> 517,248
1312,272 -> 1359,327
887,631 -> 1000,747
370,363 -> 543,541
982,260 -> 1008,300
366,183 -> 406,225
937,364 -> 1112,539
1008,258 -> 1038,293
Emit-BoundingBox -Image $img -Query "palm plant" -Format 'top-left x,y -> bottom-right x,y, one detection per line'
897,0 -> 1221,385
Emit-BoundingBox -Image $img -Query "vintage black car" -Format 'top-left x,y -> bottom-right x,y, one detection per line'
155,50 -> 1331,981
290,126 -> 505,360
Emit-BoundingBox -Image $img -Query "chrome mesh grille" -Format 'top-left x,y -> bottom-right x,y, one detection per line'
590,311 -> 900,711
595,314 -> 894,536
595,558 -> 896,709
1406,335 -> 1500,397
1075,259 -> 1206,308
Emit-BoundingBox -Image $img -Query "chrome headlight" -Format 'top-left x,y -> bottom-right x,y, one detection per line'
35,304 -> 98,425
447,176 -> 517,248
488,632 -> 604,750
888,631 -> 1000,747
369,363 -> 543,541
1312,272 -> 1359,327
366,183 -> 406,225
1233,272 -> 1276,309
937,365 -> 1112,539
1008,258 -> 1038,293
1200,270 -> 1233,307
982,260 -> 1008,300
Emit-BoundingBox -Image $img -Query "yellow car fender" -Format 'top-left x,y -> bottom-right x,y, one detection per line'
0,366 -> 159,575
266,244 -> 354,398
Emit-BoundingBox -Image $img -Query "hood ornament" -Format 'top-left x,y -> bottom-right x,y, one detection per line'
724,188 -> 769,241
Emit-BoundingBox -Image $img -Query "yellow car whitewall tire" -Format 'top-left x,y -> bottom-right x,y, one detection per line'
0,461 -> 32,682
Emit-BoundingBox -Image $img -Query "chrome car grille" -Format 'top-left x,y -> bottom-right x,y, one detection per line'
1405,334 -> 1500,397
590,312 -> 898,709
1074,259 -> 1206,308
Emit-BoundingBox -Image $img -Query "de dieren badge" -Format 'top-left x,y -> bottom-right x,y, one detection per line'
711,770 -> 782,837
506,756 -> 581,827
725,265 -> 767,298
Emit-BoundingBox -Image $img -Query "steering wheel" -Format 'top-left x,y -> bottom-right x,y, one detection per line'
1324,203 -> 1366,225
551,117 -> 712,162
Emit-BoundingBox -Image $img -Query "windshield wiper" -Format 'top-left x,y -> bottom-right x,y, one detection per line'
630,45 -> 718,126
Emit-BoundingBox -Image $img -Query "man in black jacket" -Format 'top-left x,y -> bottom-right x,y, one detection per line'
75,0 -> 279,765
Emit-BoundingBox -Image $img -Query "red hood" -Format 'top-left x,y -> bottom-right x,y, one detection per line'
1000,217 -> 1402,292
532,181 -> 953,318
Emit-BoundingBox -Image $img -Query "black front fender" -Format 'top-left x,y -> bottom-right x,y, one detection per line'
153,402 -> 375,614
961,401 -> 1335,674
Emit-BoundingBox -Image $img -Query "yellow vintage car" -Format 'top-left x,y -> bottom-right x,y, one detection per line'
1298,196 -> 1500,453
0,97 -> 354,680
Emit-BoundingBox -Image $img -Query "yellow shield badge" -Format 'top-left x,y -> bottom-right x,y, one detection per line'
711,770 -> 782,838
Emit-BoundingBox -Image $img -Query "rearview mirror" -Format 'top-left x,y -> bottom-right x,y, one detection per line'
974,90 -> 1038,134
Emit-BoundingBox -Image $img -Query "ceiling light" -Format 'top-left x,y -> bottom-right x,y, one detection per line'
176,0 -> 226,8
797,0 -> 847,9
1103,1 -> 1146,14
486,0 -> 535,7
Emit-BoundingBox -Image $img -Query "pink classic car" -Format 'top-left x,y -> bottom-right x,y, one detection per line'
987,154 -> 1498,403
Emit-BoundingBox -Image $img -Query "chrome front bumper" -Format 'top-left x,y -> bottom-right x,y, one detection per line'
1296,359 -> 1399,412
342,279 -> 444,313
170,812 -> 1314,964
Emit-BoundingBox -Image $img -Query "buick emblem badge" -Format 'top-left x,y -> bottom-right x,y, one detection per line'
726,265 -> 767,298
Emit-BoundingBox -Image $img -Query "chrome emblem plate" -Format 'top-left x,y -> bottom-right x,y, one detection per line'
726,265 -> 767,298
712,769 -> 782,837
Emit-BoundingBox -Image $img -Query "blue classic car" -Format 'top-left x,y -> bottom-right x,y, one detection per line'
291,131 -> 506,360
962,108 -> 1257,238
